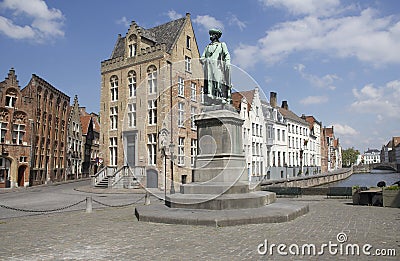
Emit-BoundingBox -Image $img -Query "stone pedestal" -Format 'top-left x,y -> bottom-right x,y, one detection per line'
135,105 -> 309,226
166,105 -> 275,210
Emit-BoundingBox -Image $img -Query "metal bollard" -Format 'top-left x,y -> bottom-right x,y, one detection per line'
86,196 -> 93,213
145,192 -> 150,205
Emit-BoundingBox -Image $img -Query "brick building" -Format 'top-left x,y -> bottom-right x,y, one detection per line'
0,69 -> 70,187
67,95 -> 83,180
22,73 -> 70,185
323,126 -> 342,171
0,69 -> 33,188
100,13 -> 202,189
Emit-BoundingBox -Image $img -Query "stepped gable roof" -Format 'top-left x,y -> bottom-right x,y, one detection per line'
110,17 -> 186,59
261,103 -> 270,117
278,107 -> 307,125
232,90 -> 255,111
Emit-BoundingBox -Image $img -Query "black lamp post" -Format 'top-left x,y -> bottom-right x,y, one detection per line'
161,147 -> 167,201
169,143 -> 175,194
299,149 -> 304,176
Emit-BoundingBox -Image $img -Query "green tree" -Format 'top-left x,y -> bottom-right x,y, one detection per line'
342,147 -> 360,167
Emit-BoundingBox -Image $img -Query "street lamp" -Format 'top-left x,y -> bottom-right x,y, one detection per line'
161,147 -> 167,201
169,143 -> 175,194
299,149 -> 303,176
284,163 -> 288,187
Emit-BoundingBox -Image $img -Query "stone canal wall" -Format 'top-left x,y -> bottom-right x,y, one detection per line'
260,168 -> 352,188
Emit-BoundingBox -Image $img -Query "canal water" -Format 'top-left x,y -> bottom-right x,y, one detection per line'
322,171 -> 400,188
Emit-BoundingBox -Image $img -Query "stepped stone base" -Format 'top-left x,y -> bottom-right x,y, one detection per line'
180,182 -> 249,194
135,201 -> 309,227
166,191 -> 276,210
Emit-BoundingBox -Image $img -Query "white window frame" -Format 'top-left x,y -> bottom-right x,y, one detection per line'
110,76 -> 118,101
128,103 -> 136,128
148,100 -> 157,125
191,139 -> 197,166
148,68 -> 157,94
191,82 -> 197,101
12,124 -> 25,145
5,95 -> 17,108
178,137 -> 184,166
129,43 -> 137,57
147,134 -> 157,165
128,71 -> 136,97
185,56 -> 191,72
178,77 -> 185,97
109,137 -> 118,166
178,102 -> 184,128
110,106 -> 118,130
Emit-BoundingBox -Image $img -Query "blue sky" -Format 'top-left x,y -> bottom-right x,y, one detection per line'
0,0 -> 399,152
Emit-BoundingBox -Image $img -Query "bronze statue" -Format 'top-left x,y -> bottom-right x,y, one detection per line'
200,29 -> 231,104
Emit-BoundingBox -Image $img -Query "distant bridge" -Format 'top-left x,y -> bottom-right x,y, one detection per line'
353,162 -> 398,173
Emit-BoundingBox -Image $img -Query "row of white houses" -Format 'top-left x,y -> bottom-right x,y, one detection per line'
232,88 -> 342,182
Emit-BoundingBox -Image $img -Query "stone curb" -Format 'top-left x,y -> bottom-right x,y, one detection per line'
135,200 -> 309,227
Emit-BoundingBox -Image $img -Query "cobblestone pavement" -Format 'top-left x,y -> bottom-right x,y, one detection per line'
0,195 -> 399,260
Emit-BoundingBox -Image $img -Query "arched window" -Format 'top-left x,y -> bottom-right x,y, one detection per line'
128,34 -> 137,57
128,71 -> 136,97
110,76 -> 118,101
147,66 -> 157,94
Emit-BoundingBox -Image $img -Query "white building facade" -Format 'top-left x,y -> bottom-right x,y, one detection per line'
233,88 -> 266,182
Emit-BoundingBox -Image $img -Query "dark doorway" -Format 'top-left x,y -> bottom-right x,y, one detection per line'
18,166 -> 26,187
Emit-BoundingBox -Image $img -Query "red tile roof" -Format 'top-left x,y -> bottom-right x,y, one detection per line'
231,90 -> 255,111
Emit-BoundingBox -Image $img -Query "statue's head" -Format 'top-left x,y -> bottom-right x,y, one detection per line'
209,28 -> 222,41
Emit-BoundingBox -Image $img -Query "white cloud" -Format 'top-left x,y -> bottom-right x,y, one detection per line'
260,0 -> 341,17
0,0 -> 64,42
234,6 -> 400,68
233,44 -> 260,68
300,95 -> 328,105
116,16 -> 130,28
193,15 -> 224,31
331,123 -> 359,136
294,63 -> 339,90
0,16 -> 35,39
350,80 -> 400,119
167,10 -> 183,20
228,14 -> 246,31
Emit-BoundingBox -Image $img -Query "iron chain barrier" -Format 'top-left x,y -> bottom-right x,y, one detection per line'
0,194 -> 148,214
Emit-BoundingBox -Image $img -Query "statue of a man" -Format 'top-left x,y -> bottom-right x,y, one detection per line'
200,29 -> 231,104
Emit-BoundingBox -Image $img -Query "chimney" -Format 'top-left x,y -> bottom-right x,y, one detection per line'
270,92 -> 277,107
281,101 -> 289,110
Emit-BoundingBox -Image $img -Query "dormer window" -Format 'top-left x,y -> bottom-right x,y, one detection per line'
128,34 -> 137,57
5,95 -> 17,108
129,43 -> 137,57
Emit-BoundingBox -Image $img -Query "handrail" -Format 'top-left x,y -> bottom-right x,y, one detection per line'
92,166 -> 116,187
111,166 -> 146,187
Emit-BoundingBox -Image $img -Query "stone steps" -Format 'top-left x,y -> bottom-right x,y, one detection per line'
95,177 -> 109,188
166,191 -> 276,210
